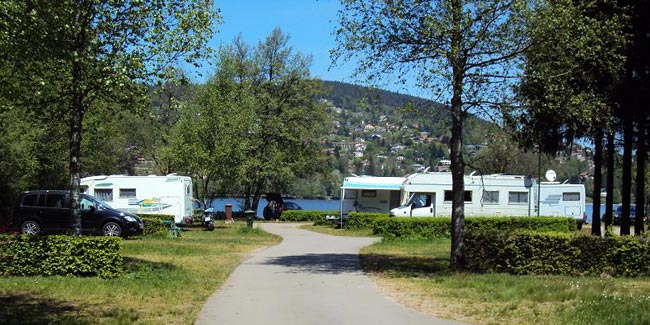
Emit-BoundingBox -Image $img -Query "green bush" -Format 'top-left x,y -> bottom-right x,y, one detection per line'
370,216 -> 576,239
0,235 -> 122,278
279,210 -> 339,223
136,214 -> 175,236
465,231 -> 650,277
346,212 -> 391,230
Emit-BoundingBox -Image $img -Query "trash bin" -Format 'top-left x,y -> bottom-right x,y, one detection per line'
225,204 -> 234,224
244,210 -> 255,228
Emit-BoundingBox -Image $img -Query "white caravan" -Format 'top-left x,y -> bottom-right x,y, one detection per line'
389,171 -> 587,227
339,176 -> 405,219
80,174 -> 194,225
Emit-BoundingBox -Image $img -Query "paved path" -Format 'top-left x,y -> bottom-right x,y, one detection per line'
195,223 -> 462,325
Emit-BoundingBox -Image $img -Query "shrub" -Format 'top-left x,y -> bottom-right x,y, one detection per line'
0,235 -> 122,278
371,216 -> 576,239
140,217 -> 170,236
465,231 -> 650,277
279,210 -> 339,223
346,212 -> 390,230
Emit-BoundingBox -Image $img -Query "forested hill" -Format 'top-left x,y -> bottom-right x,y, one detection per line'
318,80 -> 487,145
320,80 -> 448,119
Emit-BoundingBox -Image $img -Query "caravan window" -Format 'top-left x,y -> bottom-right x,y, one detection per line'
508,192 -> 528,205
444,190 -> 472,202
95,189 -> 113,202
119,188 -> 137,199
563,192 -> 580,201
482,191 -> 499,204
362,190 -> 377,197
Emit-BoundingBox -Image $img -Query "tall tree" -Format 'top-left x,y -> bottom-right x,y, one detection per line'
241,28 -> 327,212
170,30 -> 327,213
334,0 -> 534,270
2,0 -> 219,234
617,0 -> 649,235
513,0 -> 625,237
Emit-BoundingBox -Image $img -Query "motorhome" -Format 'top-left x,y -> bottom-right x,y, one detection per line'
339,176 -> 405,219
80,174 -> 194,225
390,171 -> 587,228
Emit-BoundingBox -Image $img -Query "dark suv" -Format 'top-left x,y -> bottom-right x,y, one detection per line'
12,190 -> 143,237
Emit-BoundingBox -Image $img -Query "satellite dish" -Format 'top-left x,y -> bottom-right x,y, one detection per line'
545,170 -> 557,182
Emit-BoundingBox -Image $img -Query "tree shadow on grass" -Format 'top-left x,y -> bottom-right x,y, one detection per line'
360,253 -> 451,277
0,294 -> 92,325
123,257 -> 177,273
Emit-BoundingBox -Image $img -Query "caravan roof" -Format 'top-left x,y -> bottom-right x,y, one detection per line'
341,176 -> 406,190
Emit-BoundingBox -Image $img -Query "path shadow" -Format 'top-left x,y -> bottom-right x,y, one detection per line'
263,253 -> 362,274
0,294 -> 91,324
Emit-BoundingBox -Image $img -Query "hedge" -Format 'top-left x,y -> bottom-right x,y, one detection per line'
346,212 -> 391,230
279,210 -> 339,224
369,216 -> 576,239
136,214 -> 174,236
0,235 -> 122,278
465,231 -> 650,277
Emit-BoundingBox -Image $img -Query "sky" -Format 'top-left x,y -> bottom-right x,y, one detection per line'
190,0 -> 428,98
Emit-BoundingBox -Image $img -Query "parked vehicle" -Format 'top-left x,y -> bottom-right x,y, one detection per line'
12,190 -> 143,237
282,201 -> 303,210
202,208 -> 215,231
81,174 -> 193,225
263,193 -> 284,220
389,171 -> 587,228
614,205 -> 636,225
338,171 -> 586,229
339,176 -> 405,218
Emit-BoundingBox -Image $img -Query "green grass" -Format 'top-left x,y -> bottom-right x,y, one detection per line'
360,238 -> 650,325
300,224 -> 376,237
0,223 -> 280,324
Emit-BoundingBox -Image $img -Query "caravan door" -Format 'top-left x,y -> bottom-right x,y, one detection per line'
410,193 -> 435,217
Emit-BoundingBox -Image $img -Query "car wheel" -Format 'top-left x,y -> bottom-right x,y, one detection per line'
102,222 -> 122,237
20,220 -> 41,235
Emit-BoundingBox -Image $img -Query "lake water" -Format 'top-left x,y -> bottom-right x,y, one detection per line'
585,203 -> 621,223
204,198 -> 341,217
204,199 -> 615,222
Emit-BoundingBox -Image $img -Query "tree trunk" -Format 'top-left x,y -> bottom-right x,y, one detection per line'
621,114 -> 633,235
70,82 -> 84,236
635,118 -> 646,235
592,127 -> 603,236
69,1 -> 86,236
449,0 -> 466,272
604,128 -> 615,231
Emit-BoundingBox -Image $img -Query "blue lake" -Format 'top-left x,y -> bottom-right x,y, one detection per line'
203,199 -> 615,222
585,203 -> 621,223
204,198 -> 341,217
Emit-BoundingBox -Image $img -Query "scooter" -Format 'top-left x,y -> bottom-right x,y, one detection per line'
203,207 -> 215,231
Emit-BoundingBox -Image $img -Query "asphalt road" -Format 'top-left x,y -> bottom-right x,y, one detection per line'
195,223 -> 463,325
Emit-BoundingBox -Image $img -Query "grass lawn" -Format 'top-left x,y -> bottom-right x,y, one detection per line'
0,223 -> 280,324
308,224 -> 650,325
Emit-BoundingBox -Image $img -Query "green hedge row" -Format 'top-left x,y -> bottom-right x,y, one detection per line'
0,235 -> 122,278
366,216 -> 576,239
279,210 -> 339,224
135,214 -> 174,236
465,231 -> 650,277
346,212 -> 390,230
